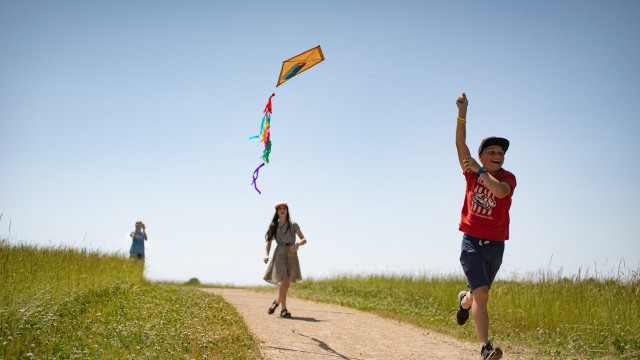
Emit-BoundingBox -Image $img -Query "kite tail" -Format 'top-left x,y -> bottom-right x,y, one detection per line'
249,114 -> 267,140
258,113 -> 270,143
249,93 -> 275,194
262,140 -> 272,163
251,162 -> 266,194
263,93 -> 275,114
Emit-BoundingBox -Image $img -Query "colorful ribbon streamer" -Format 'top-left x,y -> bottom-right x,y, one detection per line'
248,114 -> 266,140
251,162 -> 265,194
250,93 -> 275,194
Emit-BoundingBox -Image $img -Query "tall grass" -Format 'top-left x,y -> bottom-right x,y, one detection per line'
1,239 -> 260,359
492,266 -> 640,358
1,239 -> 144,338
286,267 -> 640,359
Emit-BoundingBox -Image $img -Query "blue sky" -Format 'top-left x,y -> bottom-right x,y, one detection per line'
2,1 -> 639,285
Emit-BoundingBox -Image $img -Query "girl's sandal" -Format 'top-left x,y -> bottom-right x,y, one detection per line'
280,309 -> 292,318
267,300 -> 279,315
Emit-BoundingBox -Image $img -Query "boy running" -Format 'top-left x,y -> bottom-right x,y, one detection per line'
454,93 -> 516,360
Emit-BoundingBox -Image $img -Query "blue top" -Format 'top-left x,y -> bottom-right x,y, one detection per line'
130,231 -> 145,255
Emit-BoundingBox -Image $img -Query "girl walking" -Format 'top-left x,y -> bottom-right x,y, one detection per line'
263,202 -> 307,318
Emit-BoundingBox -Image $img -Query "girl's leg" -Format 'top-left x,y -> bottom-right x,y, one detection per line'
278,278 -> 291,309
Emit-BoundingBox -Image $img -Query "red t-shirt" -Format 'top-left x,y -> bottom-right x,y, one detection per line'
459,169 -> 516,241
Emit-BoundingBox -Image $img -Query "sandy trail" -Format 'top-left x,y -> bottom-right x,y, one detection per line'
203,288 -> 484,360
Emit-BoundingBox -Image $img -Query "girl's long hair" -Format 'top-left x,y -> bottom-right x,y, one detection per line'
265,208 -> 291,241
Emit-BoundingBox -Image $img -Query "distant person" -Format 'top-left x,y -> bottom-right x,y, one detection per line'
453,93 -> 516,360
263,202 -> 307,318
130,221 -> 147,260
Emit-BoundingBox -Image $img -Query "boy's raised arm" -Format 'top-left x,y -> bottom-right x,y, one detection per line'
455,93 -> 471,171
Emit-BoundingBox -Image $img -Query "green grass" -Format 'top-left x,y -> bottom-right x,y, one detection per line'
6,237 -> 639,359
1,240 -> 144,318
1,240 -> 260,359
282,268 -> 639,359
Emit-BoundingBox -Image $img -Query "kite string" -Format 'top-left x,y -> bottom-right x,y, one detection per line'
321,63 -> 458,96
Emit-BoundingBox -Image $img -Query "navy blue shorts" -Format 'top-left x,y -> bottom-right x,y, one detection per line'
459,234 -> 505,291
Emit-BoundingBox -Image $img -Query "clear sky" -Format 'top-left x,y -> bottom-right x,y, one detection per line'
2,1 -> 639,286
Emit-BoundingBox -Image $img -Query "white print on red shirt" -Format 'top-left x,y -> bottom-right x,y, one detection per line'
471,177 -> 496,218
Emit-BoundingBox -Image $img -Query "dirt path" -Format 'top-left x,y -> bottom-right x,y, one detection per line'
204,288 -> 484,360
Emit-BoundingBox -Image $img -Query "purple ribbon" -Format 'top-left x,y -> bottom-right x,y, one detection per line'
251,162 -> 265,194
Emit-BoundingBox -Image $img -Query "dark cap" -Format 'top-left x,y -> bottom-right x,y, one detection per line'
478,137 -> 509,155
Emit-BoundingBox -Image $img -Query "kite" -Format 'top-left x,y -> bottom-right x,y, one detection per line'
250,45 -> 325,194
276,45 -> 325,87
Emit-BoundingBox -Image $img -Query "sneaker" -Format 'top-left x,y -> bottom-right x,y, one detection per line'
481,340 -> 503,360
456,291 -> 471,325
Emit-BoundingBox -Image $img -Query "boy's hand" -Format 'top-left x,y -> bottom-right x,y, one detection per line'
462,156 -> 481,173
456,92 -> 467,108
456,93 -> 468,119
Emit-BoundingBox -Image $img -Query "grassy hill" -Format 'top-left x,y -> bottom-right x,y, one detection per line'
0,240 -> 260,359
4,237 -> 639,359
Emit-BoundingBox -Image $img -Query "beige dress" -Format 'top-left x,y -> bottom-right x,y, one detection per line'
263,221 -> 302,285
